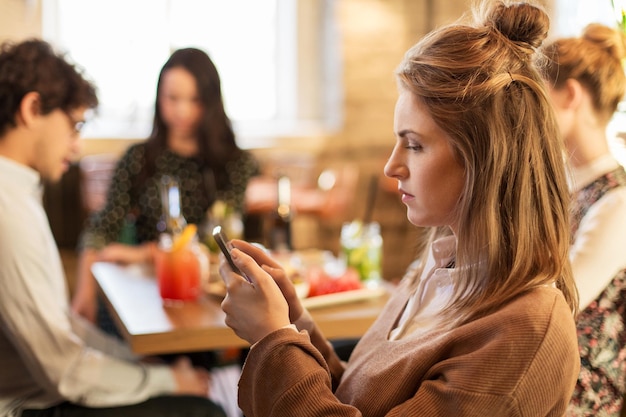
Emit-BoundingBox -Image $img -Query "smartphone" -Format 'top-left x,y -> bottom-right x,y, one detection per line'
212,225 -> 251,283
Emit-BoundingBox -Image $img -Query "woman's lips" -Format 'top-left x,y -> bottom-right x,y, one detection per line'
399,188 -> 414,203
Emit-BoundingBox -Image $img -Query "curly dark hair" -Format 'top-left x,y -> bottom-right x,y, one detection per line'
0,38 -> 98,137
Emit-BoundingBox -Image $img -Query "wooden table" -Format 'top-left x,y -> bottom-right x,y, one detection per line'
92,262 -> 389,356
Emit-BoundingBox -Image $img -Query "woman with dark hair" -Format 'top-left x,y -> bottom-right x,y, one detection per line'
72,48 -> 259,325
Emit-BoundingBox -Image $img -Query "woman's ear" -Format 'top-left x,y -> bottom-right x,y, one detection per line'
562,78 -> 584,110
17,91 -> 42,128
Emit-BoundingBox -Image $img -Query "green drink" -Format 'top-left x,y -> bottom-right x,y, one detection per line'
340,221 -> 382,286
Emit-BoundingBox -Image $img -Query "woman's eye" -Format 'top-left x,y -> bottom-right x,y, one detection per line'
405,143 -> 423,151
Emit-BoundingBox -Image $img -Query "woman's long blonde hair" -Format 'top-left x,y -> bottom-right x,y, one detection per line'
397,0 -> 578,324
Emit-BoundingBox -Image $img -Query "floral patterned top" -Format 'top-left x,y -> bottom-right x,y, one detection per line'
570,166 -> 626,239
79,142 -> 259,249
568,270 -> 626,417
567,165 -> 626,417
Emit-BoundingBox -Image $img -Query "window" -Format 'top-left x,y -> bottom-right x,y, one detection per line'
42,0 -> 341,147
552,0 -> 618,36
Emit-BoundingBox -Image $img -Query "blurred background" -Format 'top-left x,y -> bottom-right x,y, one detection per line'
2,0 -> 624,290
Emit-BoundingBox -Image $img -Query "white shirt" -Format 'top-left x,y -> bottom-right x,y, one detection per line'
389,235 -> 457,340
0,156 -> 174,416
569,154 -> 626,309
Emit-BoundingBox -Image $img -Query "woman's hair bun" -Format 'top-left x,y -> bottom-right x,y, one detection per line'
582,23 -> 626,62
481,1 -> 550,50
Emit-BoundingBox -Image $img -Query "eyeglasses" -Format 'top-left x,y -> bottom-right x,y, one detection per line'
64,112 -> 86,135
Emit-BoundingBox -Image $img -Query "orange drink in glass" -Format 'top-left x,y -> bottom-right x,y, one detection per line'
155,226 -> 202,303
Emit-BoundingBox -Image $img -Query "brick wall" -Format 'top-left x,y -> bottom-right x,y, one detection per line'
307,0 -> 472,281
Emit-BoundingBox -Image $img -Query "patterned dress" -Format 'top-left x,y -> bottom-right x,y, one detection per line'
79,142 -> 259,249
567,166 -> 626,417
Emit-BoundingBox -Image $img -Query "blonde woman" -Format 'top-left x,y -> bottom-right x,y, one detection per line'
543,24 -> 626,416
218,1 -> 580,416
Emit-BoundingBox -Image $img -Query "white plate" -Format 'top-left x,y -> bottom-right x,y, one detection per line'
301,287 -> 387,310
205,281 -> 387,310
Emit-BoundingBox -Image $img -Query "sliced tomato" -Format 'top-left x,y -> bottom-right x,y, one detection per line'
306,266 -> 362,297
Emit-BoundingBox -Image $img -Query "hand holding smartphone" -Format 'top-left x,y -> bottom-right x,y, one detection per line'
212,225 -> 252,283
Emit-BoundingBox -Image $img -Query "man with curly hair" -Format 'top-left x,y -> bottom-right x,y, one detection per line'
0,39 -> 224,417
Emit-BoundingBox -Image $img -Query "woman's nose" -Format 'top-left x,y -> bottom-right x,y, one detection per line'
384,146 -> 404,179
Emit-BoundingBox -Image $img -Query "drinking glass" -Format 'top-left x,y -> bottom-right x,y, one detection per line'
340,220 -> 382,287
154,235 -> 203,303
